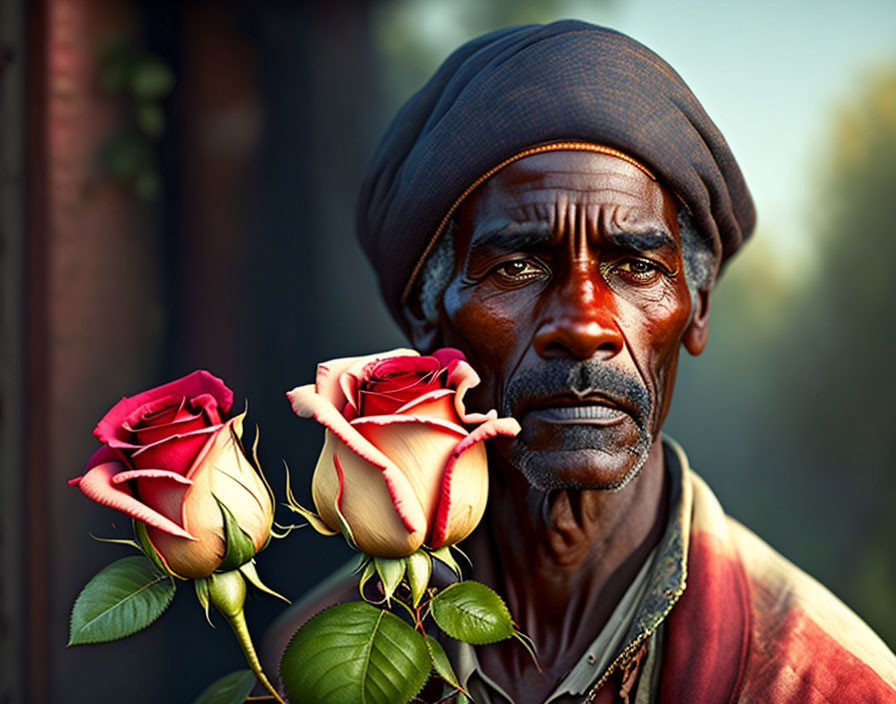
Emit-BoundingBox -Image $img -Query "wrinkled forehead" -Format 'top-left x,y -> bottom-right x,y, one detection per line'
454,151 -> 681,248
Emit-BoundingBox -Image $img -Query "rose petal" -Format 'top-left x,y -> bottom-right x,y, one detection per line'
206,417 -> 273,549
128,410 -> 208,447
312,430 -> 426,556
94,370 -> 233,448
129,425 -> 220,472
144,420 -> 263,578
448,359 -> 499,424
287,385 -> 408,470
431,348 -> 466,366
312,349 -> 418,414
393,389 -> 457,421
351,417 -> 469,532
111,469 -> 193,485
429,416 -> 521,548
74,448 -> 196,540
340,349 -> 420,415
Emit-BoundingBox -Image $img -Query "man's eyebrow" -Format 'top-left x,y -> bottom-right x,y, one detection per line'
468,222 -> 553,257
606,230 -> 677,253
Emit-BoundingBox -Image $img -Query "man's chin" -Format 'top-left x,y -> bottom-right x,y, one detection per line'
492,426 -> 652,491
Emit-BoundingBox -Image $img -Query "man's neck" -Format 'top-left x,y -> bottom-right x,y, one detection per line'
463,439 -> 669,702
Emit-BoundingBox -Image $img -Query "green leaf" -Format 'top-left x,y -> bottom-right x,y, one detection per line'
129,56 -> 175,99
216,498 -> 257,572
430,581 -> 513,645
190,669 -> 255,704
68,556 -> 175,645
429,545 -> 463,578
280,601 -> 430,704
425,635 -> 463,690
406,550 -> 432,607
374,556 -> 406,604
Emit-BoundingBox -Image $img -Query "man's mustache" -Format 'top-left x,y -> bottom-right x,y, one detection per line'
501,361 -> 651,428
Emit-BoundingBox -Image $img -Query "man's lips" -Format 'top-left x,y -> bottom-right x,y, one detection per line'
519,394 -> 634,426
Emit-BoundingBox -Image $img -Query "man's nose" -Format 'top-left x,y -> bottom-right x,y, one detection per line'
533,267 -> 624,360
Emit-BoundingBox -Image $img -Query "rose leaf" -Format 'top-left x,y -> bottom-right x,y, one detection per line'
68,555 -> 175,645
280,601 -> 430,704
425,635 -> 463,691
189,669 -> 255,704
430,580 -> 514,645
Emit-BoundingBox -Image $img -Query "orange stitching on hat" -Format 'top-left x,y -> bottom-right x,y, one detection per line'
399,141 -> 656,306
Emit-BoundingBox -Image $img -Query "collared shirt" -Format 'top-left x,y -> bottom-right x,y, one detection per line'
443,438 -> 690,704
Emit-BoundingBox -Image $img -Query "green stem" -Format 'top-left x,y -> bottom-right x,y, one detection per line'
207,571 -> 286,704
223,607 -> 285,704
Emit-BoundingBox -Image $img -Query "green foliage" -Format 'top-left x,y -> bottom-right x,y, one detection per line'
280,601 -> 431,704
128,57 -> 176,100
374,556 -> 406,604
96,43 -> 175,200
429,545 -> 463,579
68,556 -> 175,645
190,670 -> 256,704
430,581 -> 513,645
406,550 -> 432,606
217,499 -> 258,572
425,635 -> 462,690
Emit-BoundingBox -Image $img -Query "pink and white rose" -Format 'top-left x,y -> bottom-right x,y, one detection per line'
70,371 -> 274,578
287,348 -> 520,557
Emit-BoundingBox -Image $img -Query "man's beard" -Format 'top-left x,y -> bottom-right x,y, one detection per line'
499,360 -> 653,491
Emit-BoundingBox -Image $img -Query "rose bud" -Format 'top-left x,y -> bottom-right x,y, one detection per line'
287,348 -> 520,558
69,371 -> 274,578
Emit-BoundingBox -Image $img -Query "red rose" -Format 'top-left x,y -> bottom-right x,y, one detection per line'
70,371 -> 274,578
287,348 -> 520,557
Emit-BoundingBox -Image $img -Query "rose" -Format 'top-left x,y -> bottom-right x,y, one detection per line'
287,348 -> 520,557
70,371 -> 274,578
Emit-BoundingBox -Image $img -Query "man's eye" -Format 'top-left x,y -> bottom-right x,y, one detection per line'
493,259 -> 545,281
614,258 -> 663,283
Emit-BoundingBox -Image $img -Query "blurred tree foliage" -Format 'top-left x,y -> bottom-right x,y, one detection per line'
780,68 -> 896,645
672,67 -> 896,648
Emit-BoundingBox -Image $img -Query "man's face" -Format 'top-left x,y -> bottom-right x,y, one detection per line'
430,151 -> 708,490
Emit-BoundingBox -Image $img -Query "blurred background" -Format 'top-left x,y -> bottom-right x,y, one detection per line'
1,0 -> 894,702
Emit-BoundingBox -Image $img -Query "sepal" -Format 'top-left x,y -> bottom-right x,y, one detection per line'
430,545 -> 463,579
215,498 -> 258,572
239,560 -> 289,603
134,519 -> 183,579
374,556 -> 406,605
194,577 -> 213,627
405,550 -> 432,607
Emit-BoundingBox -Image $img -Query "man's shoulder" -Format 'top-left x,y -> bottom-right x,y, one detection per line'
724,515 -> 896,702
684,468 -> 896,702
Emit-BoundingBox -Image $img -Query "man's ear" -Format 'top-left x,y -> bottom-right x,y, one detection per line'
683,288 -> 711,356
401,296 -> 440,353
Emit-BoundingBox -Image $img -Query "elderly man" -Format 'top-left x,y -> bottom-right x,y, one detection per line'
269,20 -> 896,703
